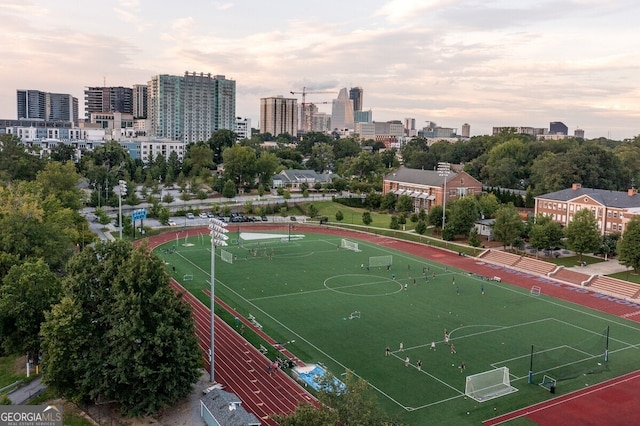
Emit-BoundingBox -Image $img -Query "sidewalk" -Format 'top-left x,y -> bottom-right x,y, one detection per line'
568,258 -> 630,275
7,377 -> 45,405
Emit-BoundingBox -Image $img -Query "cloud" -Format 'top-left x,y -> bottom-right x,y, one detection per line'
213,2 -> 234,10
374,0 -> 458,24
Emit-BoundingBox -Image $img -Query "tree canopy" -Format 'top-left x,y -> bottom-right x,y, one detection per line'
564,209 -> 601,262
40,240 -> 201,416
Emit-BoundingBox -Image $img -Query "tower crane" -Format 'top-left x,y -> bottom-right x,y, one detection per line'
290,87 -> 334,132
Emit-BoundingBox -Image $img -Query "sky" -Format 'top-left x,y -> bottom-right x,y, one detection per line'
2,0 -> 639,140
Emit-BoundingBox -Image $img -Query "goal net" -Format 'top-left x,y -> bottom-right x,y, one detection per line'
369,255 -> 393,268
221,249 -> 233,264
539,374 -> 556,391
530,286 -> 541,296
340,239 -> 360,252
465,367 -> 518,402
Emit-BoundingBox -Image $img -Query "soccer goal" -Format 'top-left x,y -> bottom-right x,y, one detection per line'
539,374 -> 557,391
183,274 -> 194,281
221,249 -> 233,264
530,286 -> 541,296
465,367 -> 518,402
340,239 -> 360,252
369,255 -> 393,268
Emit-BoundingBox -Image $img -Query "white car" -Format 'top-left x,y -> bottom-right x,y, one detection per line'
168,220 -> 177,226
185,213 -> 195,219
199,212 -> 208,219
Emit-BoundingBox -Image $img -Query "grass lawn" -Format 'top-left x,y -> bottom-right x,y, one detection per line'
156,231 -> 640,425
0,355 -> 24,390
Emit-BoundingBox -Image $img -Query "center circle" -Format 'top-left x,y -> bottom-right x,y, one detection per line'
323,274 -> 403,297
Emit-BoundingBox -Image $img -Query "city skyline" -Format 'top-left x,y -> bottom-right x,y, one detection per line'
1,0 -> 639,139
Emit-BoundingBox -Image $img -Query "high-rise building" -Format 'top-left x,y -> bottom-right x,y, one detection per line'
236,117 -> 252,141
461,123 -> 470,138
147,72 -> 236,143
331,88 -> 355,131
354,110 -> 373,123
84,86 -> 133,119
404,118 -> 416,137
349,87 -> 363,111
260,96 -> 297,137
132,84 -> 148,118
550,121 -> 568,135
17,90 -> 78,124
574,128 -> 585,138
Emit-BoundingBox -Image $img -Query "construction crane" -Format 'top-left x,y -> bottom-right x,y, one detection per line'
290,87 -> 334,132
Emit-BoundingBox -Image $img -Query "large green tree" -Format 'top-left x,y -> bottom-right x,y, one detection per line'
565,209 -> 601,262
0,259 -> 60,359
222,145 -> 257,188
40,240 -> 201,416
0,134 -> 45,182
618,216 -> 640,273
492,204 -> 524,249
444,197 -> 479,239
528,214 -> 564,255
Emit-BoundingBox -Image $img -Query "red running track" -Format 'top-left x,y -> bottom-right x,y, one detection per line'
142,224 -> 640,424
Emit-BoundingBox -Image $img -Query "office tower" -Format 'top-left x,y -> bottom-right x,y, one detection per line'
349,86 -> 363,111
574,128 -> 585,138
17,90 -> 78,123
84,86 -> 133,119
132,84 -> 148,118
212,75 -> 236,132
147,72 -> 236,143
260,96 -> 298,137
331,88 -> 355,131
461,123 -> 470,138
549,121 -> 568,135
404,118 -> 416,136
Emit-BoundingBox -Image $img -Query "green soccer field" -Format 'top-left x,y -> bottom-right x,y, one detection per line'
155,230 -> 640,425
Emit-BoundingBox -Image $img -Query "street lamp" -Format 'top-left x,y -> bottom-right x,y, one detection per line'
437,162 -> 451,237
118,180 -> 127,239
208,218 -> 229,382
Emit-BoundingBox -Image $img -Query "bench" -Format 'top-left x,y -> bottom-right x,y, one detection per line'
248,314 -> 263,330
492,276 -> 502,282
259,344 -> 268,355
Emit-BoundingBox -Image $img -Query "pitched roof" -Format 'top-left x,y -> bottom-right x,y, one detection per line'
537,187 -> 640,209
384,165 -> 457,186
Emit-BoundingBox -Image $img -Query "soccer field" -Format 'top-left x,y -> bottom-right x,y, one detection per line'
155,230 -> 640,425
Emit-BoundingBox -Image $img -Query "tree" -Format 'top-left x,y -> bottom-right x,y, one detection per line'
362,211 -> 372,226
415,220 -> 427,235
468,227 -> 481,247
618,216 -> 640,273
255,151 -> 279,186
272,370 -> 395,425
380,193 -> 396,211
492,204 -> 524,249
565,209 -> 601,262
0,259 -> 60,359
426,205 -> 444,230
528,214 -> 564,255
396,194 -> 413,213
307,143 -> 335,173
445,197 -> 480,238
40,241 -> 201,416
335,210 -> 344,222
208,129 -> 237,164
222,179 -> 237,199
222,145 -> 257,188
389,216 -> 400,230
0,134 -> 45,182
307,204 -> 318,218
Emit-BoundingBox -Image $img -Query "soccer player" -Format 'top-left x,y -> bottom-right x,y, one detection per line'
456,286 -> 460,296
385,345 -> 390,357
399,342 -> 404,351
444,332 -> 450,346
405,356 -> 410,367
459,361 -> 466,373
481,284 -> 485,295
416,360 -> 422,371
450,343 -> 456,354
430,341 -> 436,351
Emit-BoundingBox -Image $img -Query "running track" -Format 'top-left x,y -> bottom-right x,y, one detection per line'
143,224 -> 640,424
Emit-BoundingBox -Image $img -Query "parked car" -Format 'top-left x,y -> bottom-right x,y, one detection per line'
290,216 -> 297,221
168,220 -> 177,226
186,213 -> 195,219
207,212 -> 215,218
199,212 -> 208,219
261,215 -> 268,222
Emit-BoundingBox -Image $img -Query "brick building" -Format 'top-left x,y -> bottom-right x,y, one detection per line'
534,183 -> 640,235
383,166 -> 483,213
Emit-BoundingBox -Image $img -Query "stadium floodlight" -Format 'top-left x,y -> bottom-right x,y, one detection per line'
118,180 -> 127,240
437,162 -> 451,237
208,217 -> 228,383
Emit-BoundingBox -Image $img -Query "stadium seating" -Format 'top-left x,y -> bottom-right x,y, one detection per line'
587,276 -> 640,299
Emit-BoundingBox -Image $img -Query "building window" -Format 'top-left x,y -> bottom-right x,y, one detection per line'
613,212 -> 618,218
612,223 -> 617,231
607,211 -> 611,218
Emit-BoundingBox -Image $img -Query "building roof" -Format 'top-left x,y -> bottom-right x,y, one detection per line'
201,389 -> 261,426
384,166 -> 457,186
274,169 -> 338,184
537,187 -> 640,209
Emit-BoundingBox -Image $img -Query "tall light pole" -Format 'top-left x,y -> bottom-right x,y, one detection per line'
208,218 -> 228,382
118,180 -> 127,239
437,162 -> 451,237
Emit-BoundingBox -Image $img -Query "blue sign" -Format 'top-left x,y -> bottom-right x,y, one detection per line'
131,208 -> 147,221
